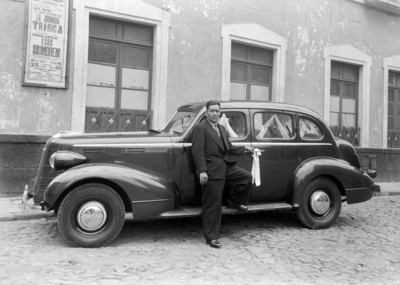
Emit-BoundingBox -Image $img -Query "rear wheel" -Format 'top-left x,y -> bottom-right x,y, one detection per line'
295,177 -> 342,229
57,183 -> 125,247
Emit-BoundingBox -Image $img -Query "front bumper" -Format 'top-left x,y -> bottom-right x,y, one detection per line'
21,185 -> 44,213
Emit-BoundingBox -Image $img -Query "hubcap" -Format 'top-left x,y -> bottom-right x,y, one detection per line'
310,190 -> 331,215
76,201 -> 107,232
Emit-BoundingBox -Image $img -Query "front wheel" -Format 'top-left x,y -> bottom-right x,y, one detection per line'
295,177 -> 342,229
57,183 -> 125,247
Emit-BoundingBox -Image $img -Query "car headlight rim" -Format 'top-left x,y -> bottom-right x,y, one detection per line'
49,153 -> 56,169
48,151 -> 87,170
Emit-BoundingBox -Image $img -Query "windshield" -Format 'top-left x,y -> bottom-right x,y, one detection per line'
162,110 -> 197,135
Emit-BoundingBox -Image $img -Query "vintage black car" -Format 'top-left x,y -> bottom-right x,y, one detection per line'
31,101 -> 377,247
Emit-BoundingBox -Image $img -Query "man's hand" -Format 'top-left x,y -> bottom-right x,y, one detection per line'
245,146 -> 254,154
199,172 -> 208,185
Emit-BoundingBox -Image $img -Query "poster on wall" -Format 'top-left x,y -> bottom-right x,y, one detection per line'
23,0 -> 69,88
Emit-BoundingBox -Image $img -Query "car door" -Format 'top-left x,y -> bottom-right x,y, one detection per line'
179,109 -> 252,206
250,109 -> 298,202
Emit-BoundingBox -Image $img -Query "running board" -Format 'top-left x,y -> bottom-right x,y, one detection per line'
160,202 -> 293,218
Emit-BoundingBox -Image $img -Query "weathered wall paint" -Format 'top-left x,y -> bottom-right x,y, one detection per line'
146,0 -> 400,149
161,0 -> 225,116
0,0 -> 72,136
2,0 -> 400,141
2,0 -> 400,194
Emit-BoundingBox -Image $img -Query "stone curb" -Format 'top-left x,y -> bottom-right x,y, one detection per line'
376,191 -> 400,197
0,212 -> 55,222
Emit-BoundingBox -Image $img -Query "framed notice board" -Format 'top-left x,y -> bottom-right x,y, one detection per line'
23,0 -> 69,88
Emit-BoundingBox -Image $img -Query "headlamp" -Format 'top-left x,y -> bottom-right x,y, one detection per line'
49,151 -> 87,170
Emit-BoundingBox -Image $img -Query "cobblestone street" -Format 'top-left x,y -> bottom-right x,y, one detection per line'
0,195 -> 399,285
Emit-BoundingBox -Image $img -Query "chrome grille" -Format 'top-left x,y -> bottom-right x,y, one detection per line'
33,146 -> 65,203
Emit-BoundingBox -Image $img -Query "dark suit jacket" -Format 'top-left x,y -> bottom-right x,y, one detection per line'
191,119 -> 244,180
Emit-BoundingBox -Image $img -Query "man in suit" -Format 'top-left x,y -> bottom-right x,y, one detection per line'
191,100 -> 253,249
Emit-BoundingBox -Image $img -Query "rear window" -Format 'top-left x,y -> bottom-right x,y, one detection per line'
299,117 -> 323,140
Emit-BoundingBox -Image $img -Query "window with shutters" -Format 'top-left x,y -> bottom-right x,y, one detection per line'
388,71 -> 400,148
329,61 -> 360,146
85,16 -> 153,132
230,43 -> 273,101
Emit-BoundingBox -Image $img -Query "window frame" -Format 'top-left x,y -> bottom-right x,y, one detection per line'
329,61 -> 359,131
230,42 -> 273,101
252,111 -> 296,141
86,38 -> 118,109
387,70 -> 400,148
387,71 -> 400,130
298,116 -> 324,142
71,0 -> 170,132
323,45 -> 371,147
383,55 -> 400,148
219,110 -> 249,141
221,23 -> 287,103
85,17 -> 154,132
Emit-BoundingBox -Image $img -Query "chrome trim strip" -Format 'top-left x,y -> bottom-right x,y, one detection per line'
131,199 -> 171,204
177,142 -> 251,147
78,141 -> 333,148
232,142 -> 251,146
345,187 -> 369,192
174,142 -> 332,147
252,142 -> 332,146
173,143 -> 191,148
74,143 -> 173,148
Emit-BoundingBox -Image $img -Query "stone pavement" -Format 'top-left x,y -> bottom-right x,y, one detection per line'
0,182 -> 399,222
1,194 -> 399,284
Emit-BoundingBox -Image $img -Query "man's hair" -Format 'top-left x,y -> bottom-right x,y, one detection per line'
206,100 -> 220,110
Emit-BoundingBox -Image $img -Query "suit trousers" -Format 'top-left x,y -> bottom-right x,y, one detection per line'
202,165 -> 252,242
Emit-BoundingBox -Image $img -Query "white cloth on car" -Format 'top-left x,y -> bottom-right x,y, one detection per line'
251,148 -> 262,186
218,114 -> 239,138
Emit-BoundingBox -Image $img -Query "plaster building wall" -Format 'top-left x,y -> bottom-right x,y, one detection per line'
1,0 -> 400,139
1,0 -> 400,194
147,0 -> 400,149
0,0 -> 73,193
0,0 -> 72,136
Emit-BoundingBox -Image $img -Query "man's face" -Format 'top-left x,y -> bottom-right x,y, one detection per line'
206,104 -> 220,124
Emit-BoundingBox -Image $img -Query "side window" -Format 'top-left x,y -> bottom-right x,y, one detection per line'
254,112 -> 294,139
219,112 -> 246,138
230,43 -> 273,101
299,117 -> 323,140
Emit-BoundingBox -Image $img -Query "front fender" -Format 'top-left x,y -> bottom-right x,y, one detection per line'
44,163 -> 179,219
290,157 -> 374,206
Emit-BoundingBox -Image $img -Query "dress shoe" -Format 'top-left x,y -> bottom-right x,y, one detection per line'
227,199 -> 248,211
207,239 -> 221,248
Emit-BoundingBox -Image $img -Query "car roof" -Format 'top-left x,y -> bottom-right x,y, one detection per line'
177,101 -> 324,121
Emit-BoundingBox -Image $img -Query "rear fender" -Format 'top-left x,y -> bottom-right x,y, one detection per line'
44,163 -> 180,219
289,157 -> 374,207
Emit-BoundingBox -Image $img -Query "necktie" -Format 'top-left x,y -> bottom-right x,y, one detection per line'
213,124 -> 220,137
